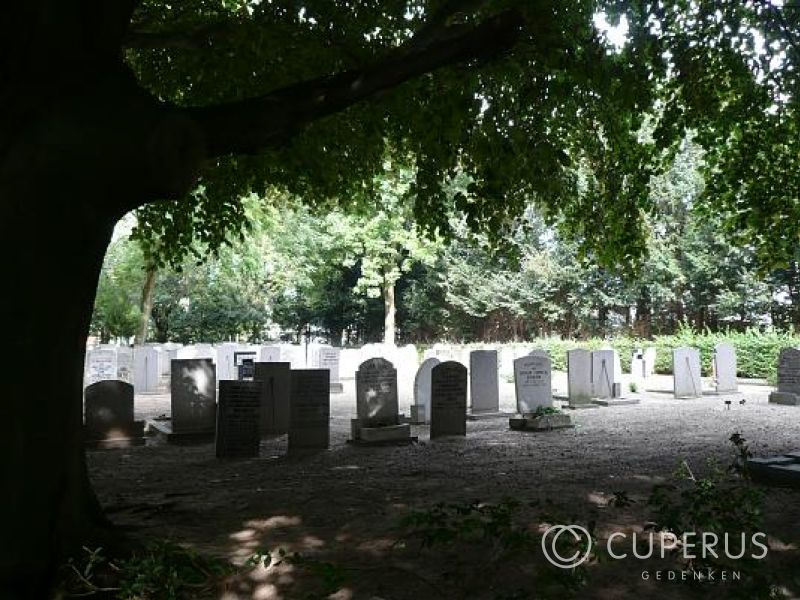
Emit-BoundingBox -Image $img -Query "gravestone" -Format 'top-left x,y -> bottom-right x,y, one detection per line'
591,350 -> 617,400
430,361 -> 468,438
412,358 -> 440,423
355,358 -> 398,427
469,350 -> 500,415
259,345 -> 281,362
169,358 -> 217,437
234,349 -> 257,380
317,347 -> 343,393
253,362 -> 291,434
85,347 -> 118,385
514,353 -> 553,414
352,358 -> 411,443
673,347 -> 702,399
215,380 -> 262,458
631,349 -> 646,379
567,349 -> 593,406
288,369 -> 330,451
133,345 -> 161,393
769,348 -> 800,405
644,348 -> 657,377
713,343 -> 738,394
84,381 -> 144,448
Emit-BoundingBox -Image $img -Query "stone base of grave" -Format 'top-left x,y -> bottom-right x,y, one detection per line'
566,401 -> 600,410
592,397 -> 641,407
330,382 -> 344,394
467,410 -> 512,421
769,391 -> 800,406
349,420 -> 415,445
85,421 -> 146,449
509,413 -> 573,432
749,453 -> 800,487
410,405 -> 427,424
147,419 -> 215,444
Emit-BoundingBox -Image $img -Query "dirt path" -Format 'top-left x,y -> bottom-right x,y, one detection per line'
88,376 -> 800,599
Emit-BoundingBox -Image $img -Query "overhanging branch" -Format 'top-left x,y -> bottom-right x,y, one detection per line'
184,9 -> 522,158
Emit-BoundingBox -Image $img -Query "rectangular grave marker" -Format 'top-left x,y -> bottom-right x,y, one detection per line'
216,380 -> 262,458
253,362 -> 291,434
567,349 -> 593,405
713,343 -> 738,393
170,358 -> 217,433
673,347 -> 702,398
469,350 -> 500,413
288,370 -> 330,451
514,353 -> 553,414
355,358 -> 398,427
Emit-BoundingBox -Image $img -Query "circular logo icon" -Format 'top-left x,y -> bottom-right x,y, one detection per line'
541,524 -> 593,569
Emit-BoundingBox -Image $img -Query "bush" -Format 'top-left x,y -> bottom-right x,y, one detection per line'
426,327 -> 799,381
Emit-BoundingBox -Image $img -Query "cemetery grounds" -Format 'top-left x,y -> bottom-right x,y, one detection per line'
87,373 -> 800,599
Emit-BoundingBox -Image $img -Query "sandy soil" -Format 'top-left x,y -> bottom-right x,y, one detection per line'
87,374 -> 800,600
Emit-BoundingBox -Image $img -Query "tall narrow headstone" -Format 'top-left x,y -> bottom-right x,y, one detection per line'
567,349 -> 593,405
288,369 -> 330,451
84,381 -> 144,447
412,358 -> 440,423
469,350 -> 500,414
170,358 -> 217,433
355,358 -> 398,427
643,347 -> 657,377
430,361 -> 467,438
514,353 -> 553,414
253,362 -> 291,435
673,347 -> 702,399
713,343 -> 738,393
631,349 -> 646,379
134,345 -> 161,393
317,347 -> 343,393
591,350 -> 617,399
216,380 -> 262,458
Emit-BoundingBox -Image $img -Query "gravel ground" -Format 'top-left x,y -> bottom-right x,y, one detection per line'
87,374 -> 800,600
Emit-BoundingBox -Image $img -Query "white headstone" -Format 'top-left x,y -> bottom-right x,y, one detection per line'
591,350 -> 617,399
713,343 -> 737,393
133,345 -> 161,393
514,353 -> 553,414
469,350 -> 499,413
413,357 -> 440,423
259,345 -> 281,362
567,349 -> 593,404
644,347 -> 657,377
316,347 -> 341,383
673,347 -> 702,398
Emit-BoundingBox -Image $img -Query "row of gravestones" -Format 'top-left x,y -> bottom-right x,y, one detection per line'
85,343 -> 344,394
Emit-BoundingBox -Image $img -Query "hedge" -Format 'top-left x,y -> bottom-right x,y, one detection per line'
417,328 -> 799,382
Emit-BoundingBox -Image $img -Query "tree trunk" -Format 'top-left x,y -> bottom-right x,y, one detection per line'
383,277 -> 396,346
0,70 -> 204,595
135,265 -> 157,345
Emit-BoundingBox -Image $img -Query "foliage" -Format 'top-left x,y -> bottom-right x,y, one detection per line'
646,434 -> 781,598
56,541 -> 235,600
90,234 -> 146,343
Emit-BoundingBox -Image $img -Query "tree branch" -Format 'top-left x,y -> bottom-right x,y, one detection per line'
186,9 -> 522,158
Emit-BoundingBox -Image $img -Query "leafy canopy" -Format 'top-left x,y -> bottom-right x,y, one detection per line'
126,0 -> 800,270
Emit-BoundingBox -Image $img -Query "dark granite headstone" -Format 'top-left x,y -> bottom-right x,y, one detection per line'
84,380 -> 144,447
355,358 -> 398,427
430,361 -> 468,438
254,361 -> 291,435
215,380 -> 262,458
288,369 -> 330,452
170,358 -> 217,433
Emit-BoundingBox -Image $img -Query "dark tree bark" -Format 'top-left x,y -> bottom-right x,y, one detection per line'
0,2 -> 521,596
